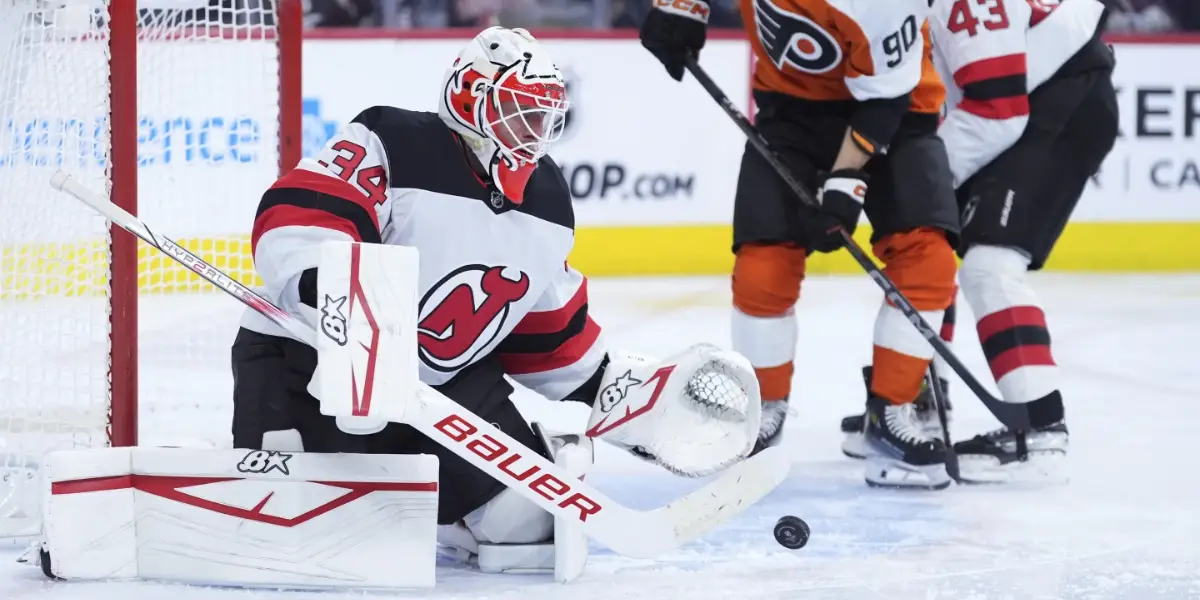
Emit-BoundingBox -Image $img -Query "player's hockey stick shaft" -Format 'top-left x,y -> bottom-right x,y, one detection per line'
682,55 -> 1029,430
927,363 -> 960,481
49,170 -> 789,559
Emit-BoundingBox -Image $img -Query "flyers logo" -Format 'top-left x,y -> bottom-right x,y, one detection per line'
752,0 -> 843,75
417,265 -> 531,372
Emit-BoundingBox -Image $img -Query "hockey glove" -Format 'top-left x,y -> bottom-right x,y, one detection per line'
806,169 -> 867,253
639,0 -> 710,81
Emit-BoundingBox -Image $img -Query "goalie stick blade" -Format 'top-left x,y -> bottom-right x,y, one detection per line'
47,170 -> 790,560
408,384 -> 791,559
638,444 -> 791,556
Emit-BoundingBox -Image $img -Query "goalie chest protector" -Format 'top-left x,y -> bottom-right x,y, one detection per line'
244,107 -> 593,394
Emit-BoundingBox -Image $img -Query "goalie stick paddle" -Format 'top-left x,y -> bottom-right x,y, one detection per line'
48,170 -> 791,560
681,54 -> 1030,431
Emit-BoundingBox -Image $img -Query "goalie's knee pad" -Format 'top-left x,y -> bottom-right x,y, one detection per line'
462,487 -> 554,545
261,429 -> 304,451
437,425 -> 592,582
585,344 -> 761,478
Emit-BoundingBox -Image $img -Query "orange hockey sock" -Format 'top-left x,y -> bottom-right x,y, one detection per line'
731,243 -> 806,401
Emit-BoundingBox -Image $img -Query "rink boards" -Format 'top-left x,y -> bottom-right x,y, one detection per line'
303,33 -> 1200,276
2,34 -> 1197,298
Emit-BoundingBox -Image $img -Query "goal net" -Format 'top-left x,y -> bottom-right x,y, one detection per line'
0,0 -> 300,536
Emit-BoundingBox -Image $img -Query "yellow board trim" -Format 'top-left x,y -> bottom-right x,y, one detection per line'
1,236 -> 260,300
3,222 -> 1198,299
568,222 -> 1200,276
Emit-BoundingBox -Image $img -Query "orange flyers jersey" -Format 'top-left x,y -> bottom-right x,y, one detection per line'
742,0 -> 945,113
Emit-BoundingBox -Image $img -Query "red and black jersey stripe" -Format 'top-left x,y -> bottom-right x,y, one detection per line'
954,54 -> 1030,120
976,305 -> 1055,380
251,169 -> 383,255
497,280 -> 600,375
941,298 -> 957,343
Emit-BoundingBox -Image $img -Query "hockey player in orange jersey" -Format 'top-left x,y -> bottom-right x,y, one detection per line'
641,0 -> 961,489
842,0 -> 1116,484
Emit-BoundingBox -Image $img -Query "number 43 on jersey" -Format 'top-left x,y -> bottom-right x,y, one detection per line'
948,0 -> 1061,37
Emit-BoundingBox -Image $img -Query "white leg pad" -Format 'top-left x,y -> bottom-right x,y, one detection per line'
450,428 -> 593,582
553,438 -> 591,582
42,447 -> 438,589
261,429 -> 305,451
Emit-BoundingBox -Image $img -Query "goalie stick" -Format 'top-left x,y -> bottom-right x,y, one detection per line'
48,170 -> 791,560
681,54 -> 1031,432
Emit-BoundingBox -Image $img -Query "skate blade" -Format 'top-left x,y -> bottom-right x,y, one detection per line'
958,450 -> 1068,485
864,456 -> 951,491
841,432 -> 869,460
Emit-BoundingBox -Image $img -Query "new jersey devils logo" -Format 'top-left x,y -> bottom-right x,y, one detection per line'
418,265 -> 531,372
753,0 -> 842,75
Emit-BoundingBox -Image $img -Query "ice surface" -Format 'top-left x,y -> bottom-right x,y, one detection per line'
3,273 -> 1199,599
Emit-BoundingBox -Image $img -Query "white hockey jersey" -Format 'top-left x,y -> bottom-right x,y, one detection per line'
929,0 -> 1107,187
242,106 -> 605,402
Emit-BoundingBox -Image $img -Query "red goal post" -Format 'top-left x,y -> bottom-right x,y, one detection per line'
0,0 -> 301,536
104,0 -> 304,447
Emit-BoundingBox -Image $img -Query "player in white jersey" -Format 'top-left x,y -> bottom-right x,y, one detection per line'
927,0 -> 1115,481
231,26 -> 763,567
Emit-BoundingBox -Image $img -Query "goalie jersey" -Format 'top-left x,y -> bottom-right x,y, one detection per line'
929,0 -> 1108,187
241,106 -> 606,404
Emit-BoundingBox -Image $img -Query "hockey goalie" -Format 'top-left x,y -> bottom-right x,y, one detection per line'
37,26 -> 776,589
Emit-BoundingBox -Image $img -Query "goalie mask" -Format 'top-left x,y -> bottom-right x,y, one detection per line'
439,27 -> 569,204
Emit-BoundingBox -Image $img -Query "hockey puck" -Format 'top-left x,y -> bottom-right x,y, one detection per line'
773,515 -> 810,550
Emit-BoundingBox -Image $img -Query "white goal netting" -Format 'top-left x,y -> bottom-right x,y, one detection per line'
0,0 -> 294,536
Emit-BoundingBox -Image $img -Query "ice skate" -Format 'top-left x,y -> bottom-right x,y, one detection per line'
954,421 -> 1068,484
862,395 -> 951,490
750,399 -> 788,456
842,367 -> 949,460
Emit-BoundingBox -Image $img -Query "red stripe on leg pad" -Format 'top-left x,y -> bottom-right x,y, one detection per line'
939,321 -> 955,343
976,306 -> 1047,341
988,345 -> 1055,380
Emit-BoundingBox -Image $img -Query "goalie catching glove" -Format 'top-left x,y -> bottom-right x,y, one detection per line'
584,344 -> 762,477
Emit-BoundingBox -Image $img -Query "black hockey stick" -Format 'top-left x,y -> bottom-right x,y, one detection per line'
927,362 -> 960,482
682,54 -> 1030,431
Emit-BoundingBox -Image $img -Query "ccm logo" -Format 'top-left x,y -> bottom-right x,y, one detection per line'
434,414 -> 602,522
654,0 -> 709,20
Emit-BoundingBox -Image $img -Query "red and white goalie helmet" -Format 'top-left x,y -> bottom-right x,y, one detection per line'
439,27 -> 569,203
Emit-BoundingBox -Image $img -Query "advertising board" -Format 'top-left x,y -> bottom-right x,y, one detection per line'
300,33 -> 1200,275
9,31 -> 1193,298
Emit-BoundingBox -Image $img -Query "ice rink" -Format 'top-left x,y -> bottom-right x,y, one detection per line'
3,273 -> 1199,599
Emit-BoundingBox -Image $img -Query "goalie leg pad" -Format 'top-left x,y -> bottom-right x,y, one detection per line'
42,447 -> 439,589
